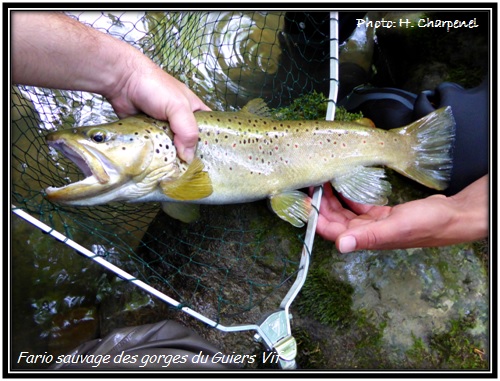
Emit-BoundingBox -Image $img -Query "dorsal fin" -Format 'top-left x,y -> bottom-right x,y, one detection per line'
241,99 -> 272,117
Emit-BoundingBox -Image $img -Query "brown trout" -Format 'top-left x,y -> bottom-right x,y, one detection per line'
45,99 -> 455,227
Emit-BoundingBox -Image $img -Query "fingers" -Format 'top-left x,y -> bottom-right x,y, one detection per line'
336,207 -> 404,253
128,68 -> 210,163
170,116 -> 199,163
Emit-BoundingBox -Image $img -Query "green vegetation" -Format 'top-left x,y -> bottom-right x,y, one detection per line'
296,266 -> 355,328
271,91 -> 363,121
406,314 -> 488,369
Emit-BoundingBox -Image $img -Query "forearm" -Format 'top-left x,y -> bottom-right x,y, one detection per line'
12,11 -> 143,99
446,174 -> 489,243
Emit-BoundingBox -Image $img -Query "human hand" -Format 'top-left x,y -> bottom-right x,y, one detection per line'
12,11 -> 210,164
315,176 -> 488,253
105,63 -> 210,163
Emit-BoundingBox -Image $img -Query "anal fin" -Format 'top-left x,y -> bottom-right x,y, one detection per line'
331,166 -> 391,205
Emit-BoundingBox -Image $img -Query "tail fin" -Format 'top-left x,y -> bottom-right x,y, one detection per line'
392,107 -> 456,190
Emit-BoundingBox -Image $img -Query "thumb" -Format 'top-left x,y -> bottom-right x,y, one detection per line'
337,219 -> 403,253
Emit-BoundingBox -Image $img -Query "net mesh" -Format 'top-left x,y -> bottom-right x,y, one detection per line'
11,11 -> 334,329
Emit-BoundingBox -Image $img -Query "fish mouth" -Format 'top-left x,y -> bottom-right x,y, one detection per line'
45,137 -> 121,204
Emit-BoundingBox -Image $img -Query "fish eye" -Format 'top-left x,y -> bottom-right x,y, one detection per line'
89,129 -> 108,143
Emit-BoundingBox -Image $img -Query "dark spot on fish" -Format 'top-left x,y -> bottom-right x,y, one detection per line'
342,143 -> 346,147
164,157 -> 168,162
215,139 -> 219,143
156,149 -> 160,154
334,141 -> 337,145
129,138 -> 133,141
145,129 -> 151,133
144,135 -> 149,139
159,144 -> 163,147
166,145 -> 169,150
200,154 -> 204,159
135,132 -> 139,135
362,140 -> 366,144
228,119 -> 232,122
380,142 -> 385,145
118,122 -> 123,126
249,155 -> 252,160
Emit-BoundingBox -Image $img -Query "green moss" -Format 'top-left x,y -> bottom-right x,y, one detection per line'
271,91 -> 328,120
270,91 -> 363,122
406,314 -> 488,369
294,327 -> 328,369
472,238 -> 489,273
335,107 -> 363,122
296,267 -> 354,328
351,319 -> 392,369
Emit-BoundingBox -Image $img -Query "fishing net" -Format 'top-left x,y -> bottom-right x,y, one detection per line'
11,11 -> 340,368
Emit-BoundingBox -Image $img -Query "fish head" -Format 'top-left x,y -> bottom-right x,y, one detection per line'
45,115 -> 179,205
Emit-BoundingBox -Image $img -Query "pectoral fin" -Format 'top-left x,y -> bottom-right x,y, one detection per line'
330,166 -> 391,205
161,202 -> 200,223
268,190 -> 312,228
160,158 -> 213,201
